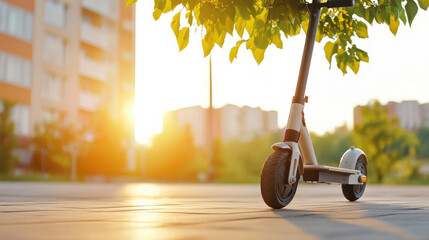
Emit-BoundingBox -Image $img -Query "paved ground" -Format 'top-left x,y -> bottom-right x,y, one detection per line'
1,182 -> 428,240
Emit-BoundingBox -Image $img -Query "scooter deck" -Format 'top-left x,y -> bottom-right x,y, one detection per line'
303,165 -> 363,184
304,165 -> 360,174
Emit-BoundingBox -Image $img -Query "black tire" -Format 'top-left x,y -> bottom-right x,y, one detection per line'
260,150 -> 299,209
342,157 -> 367,202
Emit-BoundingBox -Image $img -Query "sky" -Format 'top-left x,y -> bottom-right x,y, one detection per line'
134,2 -> 429,144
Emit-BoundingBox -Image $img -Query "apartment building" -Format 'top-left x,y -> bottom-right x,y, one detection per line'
354,101 -> 429,131
0,0 -> 135,169
165,105 -> 279,146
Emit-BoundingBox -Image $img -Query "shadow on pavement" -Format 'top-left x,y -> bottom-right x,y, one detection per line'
273,202 -> 427,240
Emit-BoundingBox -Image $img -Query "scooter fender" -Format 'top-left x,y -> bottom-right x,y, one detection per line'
271,142 -> 292,152
339,146 -> 368,170
271,142 -> 304,177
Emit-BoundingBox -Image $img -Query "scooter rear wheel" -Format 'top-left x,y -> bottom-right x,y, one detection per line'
260,150 -> 299,209
341,157 -> 367,201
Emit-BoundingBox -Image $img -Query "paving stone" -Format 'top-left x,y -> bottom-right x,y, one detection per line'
0,183 -> 428,240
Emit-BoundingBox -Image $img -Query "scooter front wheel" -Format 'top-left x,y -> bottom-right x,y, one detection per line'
260,150 -> 299,209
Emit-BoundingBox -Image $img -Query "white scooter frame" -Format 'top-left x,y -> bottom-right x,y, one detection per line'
260,0 -> 368,209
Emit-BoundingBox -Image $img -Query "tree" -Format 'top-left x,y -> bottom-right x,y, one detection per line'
214,131 -> 282,182
353,101 -> 419,183
32,121 -> 77,175
78,110 -> 128,177
127,0 -> 428,73
416,127 -> 429,159
311,124 -> 352,166
145,120 -> 197,181
0,101 -> 18,175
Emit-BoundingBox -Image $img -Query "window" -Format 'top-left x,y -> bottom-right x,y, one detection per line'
23,12 -> 32,41
44,0 -> 68,28
0,2 -> 6,32
43,34 -> 68,66
0,52 -> 5,80
12,104 -> 30,136
0,101 -> 31,136
41,72 -> 67,102
0,1 -> 33,41
0,51 -> 31,88
5,54 -> 21,85
41,108 -> 65,126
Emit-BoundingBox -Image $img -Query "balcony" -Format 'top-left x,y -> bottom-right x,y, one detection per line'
79,91 -> 100,112
81,22 -> 109,49
79,53 -> 108,82
81,0 -> 118,20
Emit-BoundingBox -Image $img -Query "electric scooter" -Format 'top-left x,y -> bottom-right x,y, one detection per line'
260,0 -> 368,209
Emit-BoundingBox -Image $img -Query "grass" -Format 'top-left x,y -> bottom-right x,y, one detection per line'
0,173 -> 73,182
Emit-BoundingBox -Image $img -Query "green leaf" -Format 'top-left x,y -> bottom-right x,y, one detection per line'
324,41 -> 338,67
188,0 -> 197,9
215,29 -> 227,48
155,0 -> 167,11
177,27 -> 189,52
235,19 -> 245,38
399,8 -> 407,25
162,0 -> 173,13
348,59 -> 360,74
356,49 -> 369,62
202,32 -> 215,57
336,53 -> 348,75
375,8 -> 384,24
363,8 -> 374,24
229,46 -> 240,63
406,0 -> 419,26
418,0 -> 429,10
186,11 -> 193,26
171,12 -> 181,37
229,40 -> 245,63
354,21 -> 368,38
254,32 -> 269,49
236,0 -> 252,20
272,32 -> 283,49
251,48 -> 265,65
246,37 -> 254,50
245,17 -> 255,36
153,9 -> 162,21
224,17 -> 234,36
388,15 -> 400,35
126,0 -> 137,6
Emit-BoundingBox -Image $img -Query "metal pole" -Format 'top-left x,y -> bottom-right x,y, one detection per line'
208,55 -> 214,181
71,145 -> 77,181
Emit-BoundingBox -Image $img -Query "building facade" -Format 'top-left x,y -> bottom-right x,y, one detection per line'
0,0 -> 135,169
166,105 -> 279,146
354,100 -> 429,131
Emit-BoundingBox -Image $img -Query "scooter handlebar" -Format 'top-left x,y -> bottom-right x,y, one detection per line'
321,0 -> 355,8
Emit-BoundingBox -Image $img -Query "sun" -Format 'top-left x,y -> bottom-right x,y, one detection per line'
134,98 -> 164,145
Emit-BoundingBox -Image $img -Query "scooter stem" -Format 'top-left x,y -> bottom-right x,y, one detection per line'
293,0 -> 322,104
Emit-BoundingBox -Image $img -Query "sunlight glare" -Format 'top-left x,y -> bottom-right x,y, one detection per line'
134,100 -> 163,145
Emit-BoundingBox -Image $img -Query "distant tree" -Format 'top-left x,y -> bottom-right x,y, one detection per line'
353,101 -> 419,183
416,127 -> 429,159
127,0 -> 428,73
311,124 -> 352,166
212,137 -> 223,179
32,121 -> 77,175
215,131 -> 282,182
0,101 -> 18,175
78,110 -> 127,177
145,120 -> 197,181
